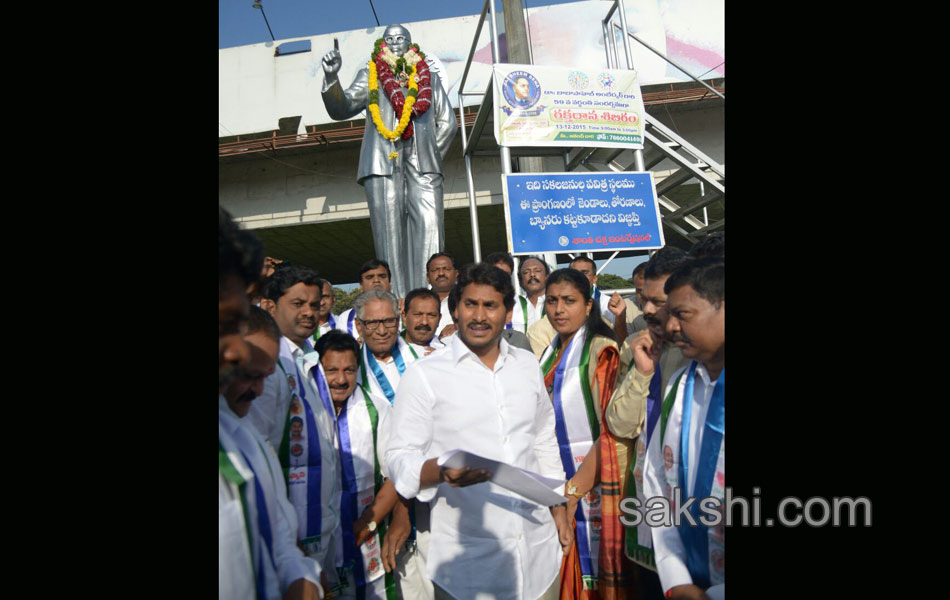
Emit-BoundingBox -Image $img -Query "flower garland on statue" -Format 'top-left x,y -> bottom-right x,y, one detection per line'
367,38 -> 433,149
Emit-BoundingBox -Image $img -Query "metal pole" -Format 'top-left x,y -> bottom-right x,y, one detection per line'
259,5 -> 276,41
501,146 -> 512,174
488,0 -> 501,63
459,1 -> 491,264
458,0 -> 490,101
598,251 -> 620,274
460,98 -> 483,263
628,33 -> 724,100
616,0 -> 634,70
607,23 -> 619,68
633,149 -> 645,171
601,19 -> 612,68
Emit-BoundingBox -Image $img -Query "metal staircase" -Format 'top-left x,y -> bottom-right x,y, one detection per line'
584,0 -> 725,245
567,112 -> 724,244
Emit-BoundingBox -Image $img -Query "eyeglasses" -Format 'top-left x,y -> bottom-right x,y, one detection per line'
359,317 -> 399,331
385,35 -> 407,44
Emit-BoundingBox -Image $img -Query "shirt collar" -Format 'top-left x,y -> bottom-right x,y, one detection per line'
526,293 -> 545,308
282,335 -> 316,360
450,331 -> 510,369
694,361 -> 712,385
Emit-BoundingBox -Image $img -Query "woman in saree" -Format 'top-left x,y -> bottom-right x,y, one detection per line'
540,268 -> 632,600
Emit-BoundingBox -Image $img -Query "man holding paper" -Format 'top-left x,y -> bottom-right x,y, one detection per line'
386,263 -> 574,600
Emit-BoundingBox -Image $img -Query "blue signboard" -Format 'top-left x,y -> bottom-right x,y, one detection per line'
502,172 -> 665,255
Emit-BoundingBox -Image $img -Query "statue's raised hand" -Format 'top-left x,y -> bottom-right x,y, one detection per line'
322,47 -> 341,76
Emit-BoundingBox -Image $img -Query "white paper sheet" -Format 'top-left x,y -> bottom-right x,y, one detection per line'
437,449 -> 567,507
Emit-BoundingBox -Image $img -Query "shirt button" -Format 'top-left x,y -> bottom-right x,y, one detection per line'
505,436 -> 510,442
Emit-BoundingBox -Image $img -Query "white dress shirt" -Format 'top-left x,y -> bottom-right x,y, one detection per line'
509,294 -> 546,333
377,354 -> 401,390
642,362 -> 720,592
434,295 -> 453,337
385,335 -> 564,600
219,397 -> 322,599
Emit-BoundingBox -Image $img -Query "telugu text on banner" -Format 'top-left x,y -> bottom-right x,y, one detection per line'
502,172 -> 665,255
493,64 -> 646,149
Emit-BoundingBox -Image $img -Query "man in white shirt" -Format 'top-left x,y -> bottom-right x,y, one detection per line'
354,290 -> 420,404
220,306 -> 323,600
386,262 -> 574,600
309,330 -> 406,599
642,258 -> 725,600
337,259 -> 398,343
219,208 -> 322,599
251,264 -> 342,585
604,248 -> 692,600
351,289 -> 431,599
401,288 -> 444,357
425,252 -> 459,340
220,206 -> 263,599
311,279 -> 338,345
248,265 -> 323,446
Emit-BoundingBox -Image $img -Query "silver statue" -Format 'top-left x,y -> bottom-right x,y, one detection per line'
322,24 -> 457,299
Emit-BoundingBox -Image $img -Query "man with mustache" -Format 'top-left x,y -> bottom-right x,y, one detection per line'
306,330 -> 410,599
336,259 -> 399,344
401,288 -> 444,356
424,252 -> 458,341
604,247 -> 693,600
220,206 -> 262,599
511,256 -> 548,334
251,264 -> 342,585
642,258 -> 725,600
220,306 -> 323,600
219,208 -> 323,600
386,263 -> 572,600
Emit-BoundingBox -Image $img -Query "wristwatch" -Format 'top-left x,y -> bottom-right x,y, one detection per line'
565,479 -> 585,499
367,520 -> 377,533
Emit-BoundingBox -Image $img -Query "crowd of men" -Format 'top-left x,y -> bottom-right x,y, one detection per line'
220,206 -> 725,600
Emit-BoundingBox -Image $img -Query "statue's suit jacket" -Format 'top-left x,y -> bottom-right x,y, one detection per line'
322,68 -> 456,184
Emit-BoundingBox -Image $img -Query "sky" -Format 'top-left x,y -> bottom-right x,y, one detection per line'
219,0 -> 587,49
220,0 -> 650,283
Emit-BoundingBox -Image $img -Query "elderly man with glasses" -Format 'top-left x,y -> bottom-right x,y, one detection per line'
353,290 -> 422,407
351,289 -> 434,600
